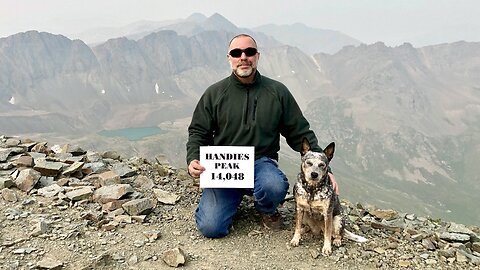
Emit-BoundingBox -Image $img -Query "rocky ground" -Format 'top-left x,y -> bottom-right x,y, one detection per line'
1,135 -> 480,270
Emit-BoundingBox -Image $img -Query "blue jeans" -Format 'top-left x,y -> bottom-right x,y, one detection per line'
195,156 -> 289,238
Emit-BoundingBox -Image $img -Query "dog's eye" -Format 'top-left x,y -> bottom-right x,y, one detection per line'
306,161 -> 313,166
319,163 -> 326,169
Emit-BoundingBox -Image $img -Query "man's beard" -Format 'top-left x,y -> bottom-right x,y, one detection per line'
232,62 -> 255,78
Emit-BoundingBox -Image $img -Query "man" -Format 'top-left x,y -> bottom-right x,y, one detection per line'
186,34 -> 337,238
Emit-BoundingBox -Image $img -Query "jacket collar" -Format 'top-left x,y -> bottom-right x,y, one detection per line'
230,70 -> 261,87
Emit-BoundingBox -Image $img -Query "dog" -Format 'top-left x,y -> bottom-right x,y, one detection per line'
290,138 -> 367,255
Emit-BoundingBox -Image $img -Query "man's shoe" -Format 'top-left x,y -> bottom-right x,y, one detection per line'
261,211 -> 284,231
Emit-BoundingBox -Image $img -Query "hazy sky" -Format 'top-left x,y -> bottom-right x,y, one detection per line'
2,0 -> 479,47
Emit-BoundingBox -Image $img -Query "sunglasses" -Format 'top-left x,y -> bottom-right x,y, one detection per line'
228,47 -> 258,58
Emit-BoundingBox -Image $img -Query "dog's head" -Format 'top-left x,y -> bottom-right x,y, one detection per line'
300,137 -> 335,186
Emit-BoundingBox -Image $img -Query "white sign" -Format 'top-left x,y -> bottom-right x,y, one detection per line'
200,146 -> 254,188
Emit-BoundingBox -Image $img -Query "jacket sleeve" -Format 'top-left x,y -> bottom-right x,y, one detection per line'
279,87 -> 323,154
186,93 -> 215,165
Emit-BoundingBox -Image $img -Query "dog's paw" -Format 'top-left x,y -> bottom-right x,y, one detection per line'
322,243 -> 332,256
290,236 -> 300,247
333,238 -> 342,247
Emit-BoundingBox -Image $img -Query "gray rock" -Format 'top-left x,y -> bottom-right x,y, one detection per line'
36,257 -> 63,269
93,184 -> 134,203
133,175 -> 155,190
30,220 -> 50,236
33,159 -> 64,177
14,168 -> 41,192
97,170 -> 121,186
439,232 -> 471,242
62,161 -> 85,176
111,163 -> 136,178
0,175 -> 14,188
65,186 -> 94,201
153,188 -> 180,205
162,247 -> 186,267
1,188 -> 18,202
37,184 -> 64,198
122,198 -> 156,216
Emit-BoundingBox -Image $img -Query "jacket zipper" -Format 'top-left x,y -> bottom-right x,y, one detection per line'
253,98 -> 258,121
244,89 -> 249,125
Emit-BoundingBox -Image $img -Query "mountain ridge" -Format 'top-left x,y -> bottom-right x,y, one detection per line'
1,13 -> 479,226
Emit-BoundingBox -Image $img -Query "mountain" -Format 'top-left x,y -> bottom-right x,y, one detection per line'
252,23 -> 362,54
1,14 -> 479,226
302,41 -> 480,225
1,135 -> 479,269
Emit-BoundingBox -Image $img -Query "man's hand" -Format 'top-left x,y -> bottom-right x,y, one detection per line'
188,159 -> 205,178
328,172 -> 339,195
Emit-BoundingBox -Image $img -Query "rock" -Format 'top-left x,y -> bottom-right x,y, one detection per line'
102,151 -> 120,160
0,148 -> 14,162
1,188 -> 18,202
36,257 -> 63,269
102,200 -> 128,212
439,232 -> 471,242
31,142 -> 48,154
162,247 -> 186,267
31,220 -> 50,236
448,222 -> 476,237
128,255 -> 138,265
37,184 -> 64,198
14,168 -> 41,192
122,198 -> 156,216
133,175 -> 155,190
0,175 -> 14,188
438,247 -> 456,258
5,138 -> 21,147
38,176 -> 56,188
143,230 -> 161,241
14,155 -> 34,167
33,159 -> 64,177
97,170 -> 121,187
472,242 -> 480,253
113,215 -> 132,224
62,161 -> 84,176
371,220 -> 402,232
93,184 -> 134,203
111,163 -> 136,178
421,238 -> 437,250
61,144 -> 86,156
155,154 -> 170,165
153,188 -> 180,205
369,209 -> 399,221
65,186 -> 94,201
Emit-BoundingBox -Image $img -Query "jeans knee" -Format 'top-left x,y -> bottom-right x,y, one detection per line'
265,178 -> 289,197
195,210 -> 229,238
196,219 -> 228,238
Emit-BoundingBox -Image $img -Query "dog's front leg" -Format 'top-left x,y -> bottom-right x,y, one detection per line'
290,207 -> 304,246
322,211 -> 333,255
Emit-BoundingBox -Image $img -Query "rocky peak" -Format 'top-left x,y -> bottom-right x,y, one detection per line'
0,134 -> 479,269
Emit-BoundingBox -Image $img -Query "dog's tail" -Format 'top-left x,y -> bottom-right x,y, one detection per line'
344,229 -> 368,243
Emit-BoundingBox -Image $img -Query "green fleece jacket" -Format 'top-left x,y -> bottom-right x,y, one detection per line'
186,71 -> 322,165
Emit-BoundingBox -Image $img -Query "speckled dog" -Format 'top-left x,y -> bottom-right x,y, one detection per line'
290,138 -> 366,255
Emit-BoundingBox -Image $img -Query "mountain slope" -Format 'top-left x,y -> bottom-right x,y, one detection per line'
253,23 -> 362,54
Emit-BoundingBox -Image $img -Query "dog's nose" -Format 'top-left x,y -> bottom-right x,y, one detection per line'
311,172 -> 318,179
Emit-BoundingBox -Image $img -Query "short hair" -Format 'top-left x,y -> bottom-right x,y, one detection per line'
229,34 -> 257,47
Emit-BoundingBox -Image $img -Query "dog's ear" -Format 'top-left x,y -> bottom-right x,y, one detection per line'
301,137 -> 311,156
324,142 -> 335,161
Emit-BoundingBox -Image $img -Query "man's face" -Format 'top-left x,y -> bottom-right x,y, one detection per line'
228,36 -> 259,79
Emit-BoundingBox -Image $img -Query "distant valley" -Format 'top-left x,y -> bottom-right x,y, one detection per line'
1,13 -> 479,225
